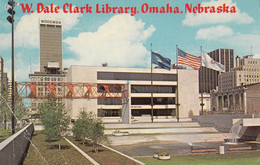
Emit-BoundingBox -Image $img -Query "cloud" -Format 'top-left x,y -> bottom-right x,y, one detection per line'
64,14 -> 155,68
195,25 -> 233,40
182,0 -> 254,26
254,54 -> 260,58
196,29 -> 260,55
0,5 -> 82,50
5,52 -> 39,81
0,33 -> 11,49
222,33 -> 260,55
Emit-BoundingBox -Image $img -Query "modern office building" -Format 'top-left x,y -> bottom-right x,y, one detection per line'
65,66 -> 200,122
39,19 -> 62,72
199,48 -> 234,93
29,20 -> 64,120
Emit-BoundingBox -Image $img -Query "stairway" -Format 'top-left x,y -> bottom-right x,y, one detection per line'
104,122 -> 228,145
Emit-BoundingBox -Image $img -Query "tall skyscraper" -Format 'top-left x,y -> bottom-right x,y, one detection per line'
39,19 -> 62,72
29,20 -> 64,121
199,48 -> 234,93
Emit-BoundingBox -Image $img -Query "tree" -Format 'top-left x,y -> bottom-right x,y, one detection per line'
72,111 -> 93,145
39,99 -> 70,143
88,117 -> 106,152
73,111 -> 106,152
0,90 -> 27,129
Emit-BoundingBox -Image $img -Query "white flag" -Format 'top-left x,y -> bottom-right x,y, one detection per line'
202,51 -> 225,72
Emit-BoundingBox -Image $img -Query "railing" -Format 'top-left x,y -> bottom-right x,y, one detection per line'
0,123 -> 34,165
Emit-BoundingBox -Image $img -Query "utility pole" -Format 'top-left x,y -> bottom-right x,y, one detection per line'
6,0 -> 16,134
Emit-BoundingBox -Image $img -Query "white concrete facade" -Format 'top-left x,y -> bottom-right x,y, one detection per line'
178,69 -> 200,118
65,66 -> 200,121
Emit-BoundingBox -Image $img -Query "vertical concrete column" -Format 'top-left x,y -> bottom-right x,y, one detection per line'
122,82 -> 131,124
243,91 -> 247,114
222,95 -> 224,110
222,95 -> 225,111
217,96 -> 220,111
220,95 -> 224,111
215,94 -> 219,111
239,92 -> 242,111
233,94 -> 236,110
227,95 -> 230,109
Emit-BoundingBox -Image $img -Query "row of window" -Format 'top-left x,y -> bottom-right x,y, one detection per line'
239,74 -> 260,78
247,60 -> 259,65
131,85 -> 175,93
30,77 -> 64,82
97,109 -> 175,117
97,97 -> 175,105
97,72 -> 177,81
242,68 -> 260,72
40,24 -> 62,28
37,87 -> 63,91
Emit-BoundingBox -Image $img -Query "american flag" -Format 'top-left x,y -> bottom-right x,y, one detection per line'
177,48 -> 201,70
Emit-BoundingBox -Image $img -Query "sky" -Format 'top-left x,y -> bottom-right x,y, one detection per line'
0,0 -> 259,81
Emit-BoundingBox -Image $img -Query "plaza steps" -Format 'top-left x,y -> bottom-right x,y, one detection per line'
104,122 -> 228,146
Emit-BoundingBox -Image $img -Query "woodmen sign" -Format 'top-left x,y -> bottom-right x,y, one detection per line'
40,19 -> 61,25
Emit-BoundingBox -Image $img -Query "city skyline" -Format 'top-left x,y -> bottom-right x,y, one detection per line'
0,0 -> 259,81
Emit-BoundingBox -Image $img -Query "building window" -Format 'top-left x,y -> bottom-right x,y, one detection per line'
98,98 -> 122,105
131,85 -> 175,93
98,109 -> 120,117
97,72 -> 177,81
131,97 -> 175,105
47,25 -> 55,27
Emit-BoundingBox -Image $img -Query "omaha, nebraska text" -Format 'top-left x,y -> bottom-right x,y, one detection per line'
20,3 -> 237,15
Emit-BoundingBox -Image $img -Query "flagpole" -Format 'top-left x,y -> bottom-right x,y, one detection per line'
176,45 -> 180,122
151,43 -> 154,123
200,46 -> 204,115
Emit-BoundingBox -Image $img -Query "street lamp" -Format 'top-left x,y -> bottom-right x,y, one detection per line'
6,0 -> 17,134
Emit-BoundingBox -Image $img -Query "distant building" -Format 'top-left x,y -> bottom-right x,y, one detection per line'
65,66 -> 200,122
40,19 -> 62,72
0,57 -> 9,128
0,57 -> 3,93
199,93 -> 211,114
0,57 -> 8,95
29,19 -> 64,120
211,55 -> 260,117
199,48 -> 234,93
211,83 -> 260,117
218,55 -> 260,91
29,68 -> 67,120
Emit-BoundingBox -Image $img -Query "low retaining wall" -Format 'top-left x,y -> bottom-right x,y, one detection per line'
0,123 -> 34,165
192,114 -> 252,132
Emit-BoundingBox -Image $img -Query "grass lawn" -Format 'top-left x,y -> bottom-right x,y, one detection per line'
137,151 -> 260,165
23,132 -> 92,165
68,137 -> 140,165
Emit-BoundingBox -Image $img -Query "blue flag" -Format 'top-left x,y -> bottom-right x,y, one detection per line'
152,52 -> 171,70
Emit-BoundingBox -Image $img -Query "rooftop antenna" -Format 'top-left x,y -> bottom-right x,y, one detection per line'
251,46 -> 253,55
